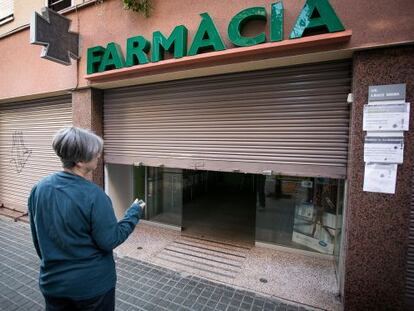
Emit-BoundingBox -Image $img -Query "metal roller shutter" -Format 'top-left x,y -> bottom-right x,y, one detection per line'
0,96 -> 72,212
104,60 -> 351,178
406,165 -> 414,309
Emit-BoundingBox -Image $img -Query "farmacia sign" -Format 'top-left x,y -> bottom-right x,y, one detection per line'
87,0 -> 344,74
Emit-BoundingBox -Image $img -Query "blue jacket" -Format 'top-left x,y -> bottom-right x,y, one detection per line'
28,171 -> 142,299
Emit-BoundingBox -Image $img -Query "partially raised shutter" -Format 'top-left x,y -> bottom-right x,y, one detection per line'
104,60 -> 351,178
0,96 -> 72,211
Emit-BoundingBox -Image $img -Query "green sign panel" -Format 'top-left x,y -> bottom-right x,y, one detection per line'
87,0 -> 345,74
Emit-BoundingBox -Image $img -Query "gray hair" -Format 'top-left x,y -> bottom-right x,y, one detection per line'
52,127 -> 103,169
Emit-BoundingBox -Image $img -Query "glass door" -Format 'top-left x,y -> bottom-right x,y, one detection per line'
255,175 -> 345,255
145,167 -> 183,227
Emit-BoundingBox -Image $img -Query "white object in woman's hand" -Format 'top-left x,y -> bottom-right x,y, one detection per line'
134,198 -> 146,210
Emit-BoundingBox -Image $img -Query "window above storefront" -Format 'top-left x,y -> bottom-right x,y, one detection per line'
0,0 -> 14,26
48,0 -> 72,12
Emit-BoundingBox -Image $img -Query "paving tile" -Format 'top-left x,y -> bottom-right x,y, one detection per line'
210,292 -> 222,301
0,218 -> 315,311
6,304 -> 20,311
192,302 -> 205,311
169,287 -> 181,295
264,301 -> 278,311
27,304 -> 44,311
201,288 -> 214,299
142,302 -> 158,311
182,298 -> 195,308
253,297 -> 266,307
230,298 -> 242,308
206,298 -> 218,308
243,295 -> 254,304
158,299 -> 170,308
219,295 -> 231,304
240,301 -> 253,310
196,296 -> 209,305
173,296 -> 186,304
167,302 -> 182,311
214,303 -> 228,311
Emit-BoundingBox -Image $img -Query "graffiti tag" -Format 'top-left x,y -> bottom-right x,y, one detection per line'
10,131 -> 32,173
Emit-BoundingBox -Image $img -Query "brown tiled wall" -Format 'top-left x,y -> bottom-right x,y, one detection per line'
71,88 -> 104,188
343,46 -> 414,310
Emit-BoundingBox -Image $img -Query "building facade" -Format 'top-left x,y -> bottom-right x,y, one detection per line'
0,0 -> 413,309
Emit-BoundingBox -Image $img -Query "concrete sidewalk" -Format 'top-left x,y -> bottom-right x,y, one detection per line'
0,217 -> 319,311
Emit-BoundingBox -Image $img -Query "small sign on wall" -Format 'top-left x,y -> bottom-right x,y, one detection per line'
363,163 -> 397,194
369,84 -> 406,103
363,103 -> 410,131
364,137 -> 404,163
363,83 -> 408,194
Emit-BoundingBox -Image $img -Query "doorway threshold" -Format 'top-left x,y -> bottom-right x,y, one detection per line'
140,219 -> 182,232
115,222 -> 341,310
255,241 -> 334,260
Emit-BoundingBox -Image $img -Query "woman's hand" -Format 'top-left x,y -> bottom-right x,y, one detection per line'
133,198 -> 146,210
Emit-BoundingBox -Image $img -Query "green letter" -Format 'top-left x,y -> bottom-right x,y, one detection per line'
188,13 -> 225,56
98,42 -> 125,72
228,7 -> 267,47
152,25 -> 188,62
290,0 -> 345,39
126,36 -> 150,67
87,46 -> 105,74
270,2 -> 283,42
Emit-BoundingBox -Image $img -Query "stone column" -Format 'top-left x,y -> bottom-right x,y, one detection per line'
342,46 -> 414,310
71,88 -> 104,188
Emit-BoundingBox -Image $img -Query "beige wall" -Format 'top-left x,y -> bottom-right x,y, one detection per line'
1,0 -> 413,102
1,0 -> 44,36
0,0 -> 87,37
0,28 -> 77,101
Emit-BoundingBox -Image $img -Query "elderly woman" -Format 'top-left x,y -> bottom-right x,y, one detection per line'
28,127 -> 144,311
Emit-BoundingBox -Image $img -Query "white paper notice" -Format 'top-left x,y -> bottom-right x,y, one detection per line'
363,163 -> 397,194
363,103 -> 410,131
364,137 -> 404,163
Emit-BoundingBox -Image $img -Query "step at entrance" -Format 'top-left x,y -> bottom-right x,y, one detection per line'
154,236 -> 251,280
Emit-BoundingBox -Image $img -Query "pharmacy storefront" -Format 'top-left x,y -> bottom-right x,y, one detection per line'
103,60 -> 351,259
1,0 -> 413,309
88,0 -> 352,260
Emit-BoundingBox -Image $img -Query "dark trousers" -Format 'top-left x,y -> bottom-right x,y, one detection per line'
44,287 -> 115,311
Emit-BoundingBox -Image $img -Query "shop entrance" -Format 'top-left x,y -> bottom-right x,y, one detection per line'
142,167 -> 257,246
181,171 -> 256,246
109,165 -> 345,255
